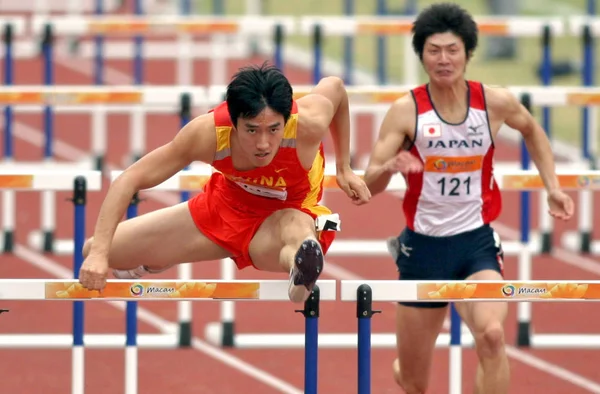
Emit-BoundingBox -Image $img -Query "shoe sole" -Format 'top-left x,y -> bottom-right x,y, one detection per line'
293,239 -> 323,293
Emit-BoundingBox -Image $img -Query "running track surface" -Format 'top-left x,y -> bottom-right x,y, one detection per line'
2,10 -> 600,394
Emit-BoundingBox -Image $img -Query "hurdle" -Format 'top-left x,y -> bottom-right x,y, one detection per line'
0,170 -> 176,349
562,16 -> 600,254
341,279 -> 600,394
6,83 -> 600,349
0,279 -> 336,394
117,166 -> 600,351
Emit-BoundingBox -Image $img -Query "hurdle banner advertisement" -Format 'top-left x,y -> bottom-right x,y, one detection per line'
86,20 -> 240,34
0,175 -> 33,188
45,282 -> 260,299
501,174 -> 600,190
0,91 -> 143,105
417,282 -> 597,300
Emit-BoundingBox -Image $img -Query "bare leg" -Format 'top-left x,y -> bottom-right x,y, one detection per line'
393,304 -> 448,393
82,202 -> 232,275
248,208 -> 323,302
455,269 -> 510,394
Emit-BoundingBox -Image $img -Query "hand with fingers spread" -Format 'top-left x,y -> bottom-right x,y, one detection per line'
547,189 -> 574,221
383,151 -> 424,175
78,253 -> 109,291
336,166 -> 372,205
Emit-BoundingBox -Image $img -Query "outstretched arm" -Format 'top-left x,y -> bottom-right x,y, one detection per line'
298,77 -> 371,204
493,87 -> 573,220
88,115 -> 215,259
364,96 -> 420,196
498,89 -> 559,193
303,76 -> 352,170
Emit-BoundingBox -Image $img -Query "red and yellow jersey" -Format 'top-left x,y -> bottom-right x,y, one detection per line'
207,101 -> 331,217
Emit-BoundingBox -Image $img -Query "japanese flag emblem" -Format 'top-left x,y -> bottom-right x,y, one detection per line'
423,123 -> 442,138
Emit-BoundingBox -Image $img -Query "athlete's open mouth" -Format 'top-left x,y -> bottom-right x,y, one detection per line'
255,152 -> 270,159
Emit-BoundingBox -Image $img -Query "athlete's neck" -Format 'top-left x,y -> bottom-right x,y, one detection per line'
427,79 -> 468,113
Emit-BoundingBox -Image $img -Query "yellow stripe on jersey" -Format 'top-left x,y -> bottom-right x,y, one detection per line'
301,149 -> 332,216
283,114 -> 298,139
216,126 -> 231,152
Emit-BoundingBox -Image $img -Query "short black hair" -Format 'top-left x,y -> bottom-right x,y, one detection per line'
411,3 -> 478,60
225,61 -> 293,127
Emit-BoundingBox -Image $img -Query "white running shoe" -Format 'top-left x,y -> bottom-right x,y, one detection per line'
112,265 -> 171,279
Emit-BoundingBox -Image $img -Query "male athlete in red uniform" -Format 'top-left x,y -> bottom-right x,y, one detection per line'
78,62 -> 370,303
362,3 -> 574,394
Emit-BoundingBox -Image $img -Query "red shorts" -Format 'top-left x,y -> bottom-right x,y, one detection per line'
187,175 -> 336,270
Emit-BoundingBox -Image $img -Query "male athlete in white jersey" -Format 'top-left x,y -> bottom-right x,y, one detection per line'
362,3 -> 574,394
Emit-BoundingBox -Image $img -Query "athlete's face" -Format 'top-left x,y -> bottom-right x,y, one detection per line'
421,32 -> 468,86
235,107 -> 285,167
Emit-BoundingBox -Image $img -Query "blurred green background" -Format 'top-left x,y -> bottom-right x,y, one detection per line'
194,0 -> 598,157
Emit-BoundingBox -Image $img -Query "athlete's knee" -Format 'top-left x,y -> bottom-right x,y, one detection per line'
393,358 -> 429,394
277,209 -> 315,240
474,320 -> 505,359
397,372 -> 429,393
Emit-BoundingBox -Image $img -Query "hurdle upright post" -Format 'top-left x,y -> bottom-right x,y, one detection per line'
537,26 -> 554,254
2,21 -> 14,253
295,285 -> 321,394
92,0 -> 106,172
375,0 -> 387,84
41,22 -> 56,253
357,284 -> 381,394
125,192 -> 141,394
312,24 -> 322,84
71,176 -> 87,394
579,23 -> 595,253
273,23 -> 284,72
449,304 -> 462,394
343,0 -> 354,84
130,0 -> 145,164
178,92 -> 193,348
517,92 -> 533,347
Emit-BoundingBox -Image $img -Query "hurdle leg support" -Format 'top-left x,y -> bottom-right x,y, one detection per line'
357,284 -> 381,394
3,230 -> 14,253
295,285 -> 321,394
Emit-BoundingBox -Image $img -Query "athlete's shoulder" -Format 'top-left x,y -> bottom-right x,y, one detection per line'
389,89 -> 417,117
295,95 -> 331,142
208,101 -> 233,127
479,83 -> 520,111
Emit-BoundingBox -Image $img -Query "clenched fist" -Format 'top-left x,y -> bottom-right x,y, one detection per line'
383,151 -> 423,175
78,254 -> 109,291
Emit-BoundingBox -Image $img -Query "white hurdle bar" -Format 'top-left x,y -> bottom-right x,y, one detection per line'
108,168 -> 600,350
0,279 -> 336,394
340,279 -> 600,394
